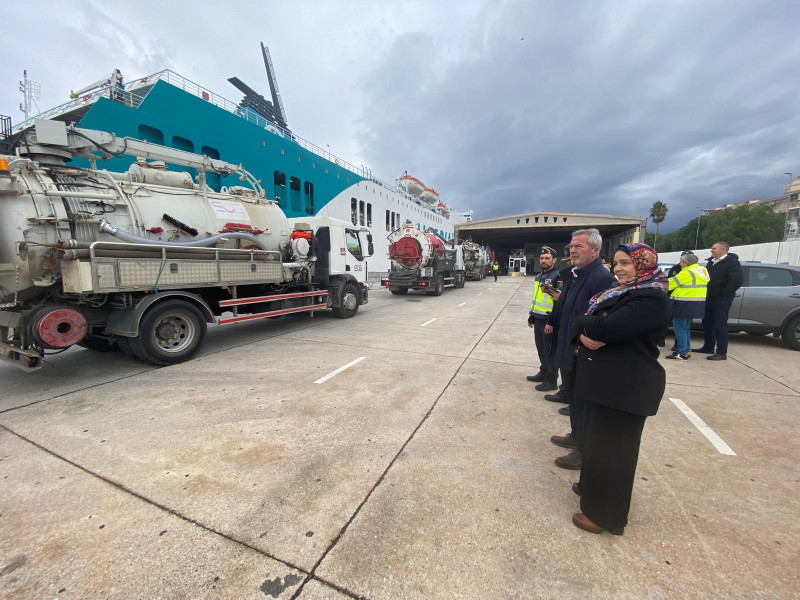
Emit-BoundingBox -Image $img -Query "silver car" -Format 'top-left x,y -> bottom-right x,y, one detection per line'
689,263 -> 800,350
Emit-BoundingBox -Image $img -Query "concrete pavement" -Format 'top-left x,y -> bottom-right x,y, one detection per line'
1,277 -> 797,599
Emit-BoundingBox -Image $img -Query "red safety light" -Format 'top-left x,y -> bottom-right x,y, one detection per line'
420,282 -> 427,287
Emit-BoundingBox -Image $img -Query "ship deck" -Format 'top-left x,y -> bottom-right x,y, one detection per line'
1,277 -> 797,599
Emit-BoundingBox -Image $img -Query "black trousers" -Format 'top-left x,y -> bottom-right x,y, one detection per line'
533,318 -> 556,382
579,402 -> 647,530
702,296 -> 734,355
562,366 -> 581,442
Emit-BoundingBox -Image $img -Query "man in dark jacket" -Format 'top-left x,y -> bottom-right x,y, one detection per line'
545,228 -> 615,470
693,241 -> 744,360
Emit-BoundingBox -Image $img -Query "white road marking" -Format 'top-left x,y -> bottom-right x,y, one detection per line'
315,357 -> 366,384
477,293 -> 483,297
457,302 -> 466,307
421,318 -> 437,327
669,397 -> 736,456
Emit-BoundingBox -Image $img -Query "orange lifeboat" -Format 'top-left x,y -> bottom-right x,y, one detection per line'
420,187 -> 439,204
398,174 -> 425,197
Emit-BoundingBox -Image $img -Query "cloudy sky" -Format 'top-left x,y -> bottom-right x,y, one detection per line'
3,1 -> 798,231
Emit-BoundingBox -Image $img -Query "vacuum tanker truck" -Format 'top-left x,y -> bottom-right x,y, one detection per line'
462,241 -> 487,280
381,223 -> 465,295
0,121 -> 373,370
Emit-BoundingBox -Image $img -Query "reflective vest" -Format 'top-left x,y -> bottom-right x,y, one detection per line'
492,264 -> 499,271
530,271 -> 556,316
669,263 -> 709,300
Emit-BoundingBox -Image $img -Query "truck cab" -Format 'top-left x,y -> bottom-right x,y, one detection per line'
289,216 -> 373,315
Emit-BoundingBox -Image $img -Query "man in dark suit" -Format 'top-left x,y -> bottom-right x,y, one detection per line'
693,241 -> 744,361
545,228 -> 615,470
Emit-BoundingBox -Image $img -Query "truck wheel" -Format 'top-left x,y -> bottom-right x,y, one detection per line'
456,273 -> 466,288
333,283 -> 360,318
781,314 -> 800,351
78,336 -> 118,352
126,300 -> 207,365
390,288 -> 408,295
427,274 -> 444,296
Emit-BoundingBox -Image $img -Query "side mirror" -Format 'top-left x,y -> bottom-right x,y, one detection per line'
368,242 -> 375,256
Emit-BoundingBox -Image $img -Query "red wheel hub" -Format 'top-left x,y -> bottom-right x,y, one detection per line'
35,308 -> 88,348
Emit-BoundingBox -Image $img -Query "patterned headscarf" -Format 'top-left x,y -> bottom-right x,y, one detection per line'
585,243 -> 668,315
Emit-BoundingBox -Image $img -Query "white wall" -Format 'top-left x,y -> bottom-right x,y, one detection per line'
658,240 -> 800,266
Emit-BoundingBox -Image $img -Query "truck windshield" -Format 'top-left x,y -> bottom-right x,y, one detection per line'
345,229 -> 363,260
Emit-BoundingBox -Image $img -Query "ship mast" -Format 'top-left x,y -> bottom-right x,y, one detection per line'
261,42 -> 287,126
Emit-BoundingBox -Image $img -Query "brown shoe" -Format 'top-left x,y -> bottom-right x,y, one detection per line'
551,433 -> 578,449
555,449 -> 582,470
572,482 -> 581,496
572,512 -> 624,535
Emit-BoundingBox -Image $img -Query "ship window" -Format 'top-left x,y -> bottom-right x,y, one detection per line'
304,182 -> 314,215
261,138 -> 266,147
274,171 -> 287,208
337,172 -> 340,179
325,167 -> 329,174
298,155 -> 301,162
172,136 -> 193,153
281,147 -> 285,155
170,136 -> 197,181
138,125 -> 164,145
359,200 -> 365,226
367,203 -> 372,227
351,198 -> 358,225
201,145 -> 221,191
289,177 -> 301,212
391,212 -> 395,230
312,162 -> 316,169
347,177 -> 350,183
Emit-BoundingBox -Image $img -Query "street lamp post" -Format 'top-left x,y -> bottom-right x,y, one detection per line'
694,206 -> 703,251
785,172 -> 793,241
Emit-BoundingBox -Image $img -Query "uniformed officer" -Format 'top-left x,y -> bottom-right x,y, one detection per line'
527,246 -> 562,390
492,262 -> 499,281
667,253 -> 709,360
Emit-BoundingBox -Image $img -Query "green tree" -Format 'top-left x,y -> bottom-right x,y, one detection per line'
701,204 -> 784,247
654,204 -> 784,253
649,201 -> 669,250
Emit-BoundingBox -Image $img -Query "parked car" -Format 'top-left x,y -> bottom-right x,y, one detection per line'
689,263 -> 800,350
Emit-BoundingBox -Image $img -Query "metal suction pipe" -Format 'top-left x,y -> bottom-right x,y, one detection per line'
99,220 -> 269,250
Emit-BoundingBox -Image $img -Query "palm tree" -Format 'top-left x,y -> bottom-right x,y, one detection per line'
649,201 -> 669,250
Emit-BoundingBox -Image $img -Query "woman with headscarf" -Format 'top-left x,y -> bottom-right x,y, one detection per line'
569,243 -> 669,535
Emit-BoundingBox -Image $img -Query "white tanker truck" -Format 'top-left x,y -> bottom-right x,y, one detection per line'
0,121 -> 373,370
461,241 -> 487,280
380,223 -> 465,295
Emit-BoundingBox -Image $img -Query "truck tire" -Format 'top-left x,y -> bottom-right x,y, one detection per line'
125,299 -> 207,366
427,274 -> 444,296
333,283 -> 360,318
456,273 -> 466,288
781,314 -> 800,350
390,288 -> 408,295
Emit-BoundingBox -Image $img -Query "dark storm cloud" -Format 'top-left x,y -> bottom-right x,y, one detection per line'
357,0 -> 800,231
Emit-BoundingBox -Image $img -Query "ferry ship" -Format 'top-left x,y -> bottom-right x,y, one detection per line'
6,44 -> 470,275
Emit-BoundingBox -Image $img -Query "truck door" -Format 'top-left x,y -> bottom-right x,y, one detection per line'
344,227 -> 367,283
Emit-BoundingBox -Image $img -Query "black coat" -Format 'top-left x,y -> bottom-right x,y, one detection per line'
572,288 -> 670,416
548,257 -> 615,369
705,253 -> 744,299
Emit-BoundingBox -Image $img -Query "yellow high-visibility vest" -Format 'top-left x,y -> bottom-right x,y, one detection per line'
669,263 -> 709,300
530,273 -> 555,316
492,264 -> 499,271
